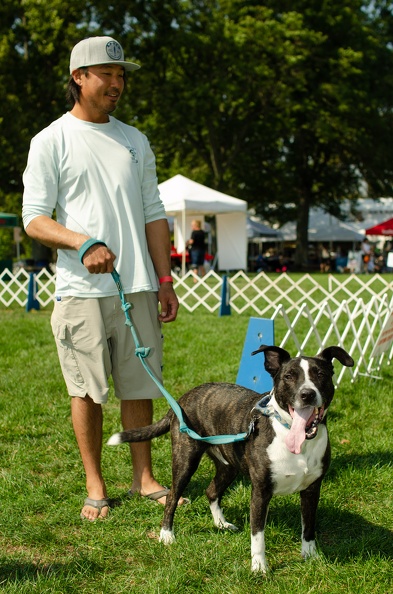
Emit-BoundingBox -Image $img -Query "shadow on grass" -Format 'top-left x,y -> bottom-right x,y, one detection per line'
327,449 -> 393,478
179,451 -> 393,566
316,504 -> 393,562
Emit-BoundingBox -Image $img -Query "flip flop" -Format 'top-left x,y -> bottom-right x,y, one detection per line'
128,487 -> 169,501
80,497 -> 113,521
127,488 -> 190,505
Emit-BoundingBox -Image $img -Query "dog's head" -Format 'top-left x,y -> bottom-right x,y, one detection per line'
252,345 -> 354,453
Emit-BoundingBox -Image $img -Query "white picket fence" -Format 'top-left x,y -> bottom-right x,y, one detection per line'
273,293 -> 393,386
1,267 -> 392,385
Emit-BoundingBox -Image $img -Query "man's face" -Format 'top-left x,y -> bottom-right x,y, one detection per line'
75,64 -> 125,122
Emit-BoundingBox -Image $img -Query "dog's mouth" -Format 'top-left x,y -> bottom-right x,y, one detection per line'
285,405 -> 325,455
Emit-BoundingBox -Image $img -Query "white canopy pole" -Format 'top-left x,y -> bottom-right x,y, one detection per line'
181,207 -> 187,276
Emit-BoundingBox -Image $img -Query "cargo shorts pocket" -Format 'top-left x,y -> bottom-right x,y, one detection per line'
51,318 -> 85,388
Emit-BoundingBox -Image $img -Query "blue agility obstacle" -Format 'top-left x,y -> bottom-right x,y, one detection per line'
236,317 -> 275,393
219,274 -> 231,316
26,273 -> 40,312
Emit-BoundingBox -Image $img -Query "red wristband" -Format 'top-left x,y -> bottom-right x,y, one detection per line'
159,276 -> 173,284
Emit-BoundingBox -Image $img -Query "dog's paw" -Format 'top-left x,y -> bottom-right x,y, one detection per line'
210,500 -> 238,531
301,539 -> 319,559
251,555 -> 269,573
219,521 -> 239,531
159,528 -> 176,545
251,532 -> 269,573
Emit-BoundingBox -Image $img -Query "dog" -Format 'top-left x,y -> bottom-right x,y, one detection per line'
108,345 -> 354,572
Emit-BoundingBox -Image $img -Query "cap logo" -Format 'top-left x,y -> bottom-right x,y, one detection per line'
106,40 -> 122,61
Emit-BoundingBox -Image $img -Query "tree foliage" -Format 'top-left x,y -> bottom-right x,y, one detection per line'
1,0 -> 393,267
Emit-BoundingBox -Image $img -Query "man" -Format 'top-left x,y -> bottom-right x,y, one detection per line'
22,36 -> 181,521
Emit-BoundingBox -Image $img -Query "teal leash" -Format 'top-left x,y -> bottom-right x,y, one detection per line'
111,269 -> 252,445
78,239 -> 251,444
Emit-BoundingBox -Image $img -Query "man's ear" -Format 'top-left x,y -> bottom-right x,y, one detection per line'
72,69 -> 83,86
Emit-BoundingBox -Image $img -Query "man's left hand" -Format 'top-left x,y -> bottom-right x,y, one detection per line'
158,284 -> 179,322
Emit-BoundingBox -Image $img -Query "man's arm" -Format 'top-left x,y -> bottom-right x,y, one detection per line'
145,218 -> 179,323
25,215 -> 116,273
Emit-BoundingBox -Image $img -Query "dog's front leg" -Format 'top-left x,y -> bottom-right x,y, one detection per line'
300,478 -> 323,560
250,485 -> 272,573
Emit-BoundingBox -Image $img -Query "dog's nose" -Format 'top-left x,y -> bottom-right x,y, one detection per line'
300,389 -> 316,404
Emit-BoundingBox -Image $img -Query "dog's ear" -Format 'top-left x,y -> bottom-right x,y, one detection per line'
252,345 -> 291,377
318,346 -> 354,368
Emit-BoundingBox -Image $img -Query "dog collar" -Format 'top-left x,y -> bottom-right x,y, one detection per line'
252,392 -> 291,430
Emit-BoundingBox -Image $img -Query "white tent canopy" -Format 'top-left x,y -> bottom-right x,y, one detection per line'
158,174 -> 248,271
279,208 -> 365,243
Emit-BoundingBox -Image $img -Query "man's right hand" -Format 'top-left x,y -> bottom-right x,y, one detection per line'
82,244 -> 116,274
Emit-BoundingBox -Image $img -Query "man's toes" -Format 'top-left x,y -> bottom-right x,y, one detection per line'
81,505 -> 101,521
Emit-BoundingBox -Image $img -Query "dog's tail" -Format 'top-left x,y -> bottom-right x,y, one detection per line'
107,415 -> 171,446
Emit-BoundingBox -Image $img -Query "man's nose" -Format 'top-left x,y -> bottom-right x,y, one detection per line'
110,76 -> 123,89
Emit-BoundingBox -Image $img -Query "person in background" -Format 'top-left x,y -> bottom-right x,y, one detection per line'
382,241 -> 392,272
186,220 -> 206,281
320,245 -> 331,273
22,36 -> 184,521
361,237 -> 372,273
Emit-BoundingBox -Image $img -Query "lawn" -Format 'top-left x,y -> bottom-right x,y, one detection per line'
0,306 -> 392,593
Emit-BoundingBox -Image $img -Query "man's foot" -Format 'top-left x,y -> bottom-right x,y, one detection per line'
128,486 -> 189,506
80,497 -> 112,521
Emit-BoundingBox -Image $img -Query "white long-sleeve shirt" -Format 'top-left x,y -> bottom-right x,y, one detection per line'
22,112 -> 166,297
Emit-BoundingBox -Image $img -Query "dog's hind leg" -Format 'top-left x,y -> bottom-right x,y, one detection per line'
206,459 -> 239,531
160,437 -> 206,545
300,478 -> 323,560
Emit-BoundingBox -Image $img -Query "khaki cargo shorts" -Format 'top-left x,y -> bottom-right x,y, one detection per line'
51,292 -> 163,404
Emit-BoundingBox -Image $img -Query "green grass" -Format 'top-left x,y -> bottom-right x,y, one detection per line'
0,307 -> 392,593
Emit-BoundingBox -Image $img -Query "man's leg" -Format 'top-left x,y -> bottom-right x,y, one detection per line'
121,399 -> 167,502
71,395 -> 109,520
121,399 -> 186,505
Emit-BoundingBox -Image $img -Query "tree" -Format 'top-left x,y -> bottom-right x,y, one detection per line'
118,0 -> 393,268
254,0 -> 393,267
1,1 -> 393,268
116,1 -> 314,192
0,0 -> 107,257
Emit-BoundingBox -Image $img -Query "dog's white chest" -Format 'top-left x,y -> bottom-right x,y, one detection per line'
267,423 -> 328,495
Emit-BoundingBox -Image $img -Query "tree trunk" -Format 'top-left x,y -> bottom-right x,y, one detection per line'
294,194 -> 310,270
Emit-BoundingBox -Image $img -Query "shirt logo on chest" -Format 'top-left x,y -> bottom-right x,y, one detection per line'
129,147 -> 138,163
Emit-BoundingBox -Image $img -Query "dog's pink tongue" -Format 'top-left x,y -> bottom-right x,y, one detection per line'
285,407 -> 314,454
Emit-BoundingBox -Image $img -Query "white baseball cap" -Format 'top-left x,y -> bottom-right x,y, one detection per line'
69,36 -> 140,74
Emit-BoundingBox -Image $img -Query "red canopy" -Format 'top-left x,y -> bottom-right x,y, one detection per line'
366,218 -> 393,236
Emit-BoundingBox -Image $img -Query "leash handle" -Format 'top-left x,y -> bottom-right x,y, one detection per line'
78,238 -> 108,263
